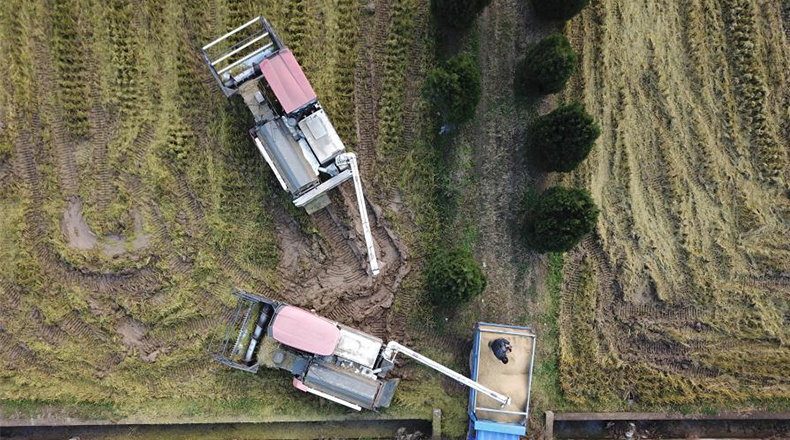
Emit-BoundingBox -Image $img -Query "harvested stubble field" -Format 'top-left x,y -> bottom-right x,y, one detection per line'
558,0 -> 790,407
0,0 -> 471,430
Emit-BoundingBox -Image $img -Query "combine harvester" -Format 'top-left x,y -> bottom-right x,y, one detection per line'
212,291 -> 536,439
201,17 -> 379,275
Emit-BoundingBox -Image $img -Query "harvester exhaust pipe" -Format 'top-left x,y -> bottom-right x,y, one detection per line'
336,153 -> 380,276
381,341 -> 511,407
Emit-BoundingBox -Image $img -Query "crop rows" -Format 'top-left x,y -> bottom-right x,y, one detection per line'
108,0 -> 142,118
377,0 -> 413,158
327,0 -> 359,148
0,2 -> 35,112
282,0 -> 308,61
722,0 -> 785,181
560,13 -> 790,386
50,0 -> 89,137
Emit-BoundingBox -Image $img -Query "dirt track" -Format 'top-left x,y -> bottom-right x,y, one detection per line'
465,0 -> 554,325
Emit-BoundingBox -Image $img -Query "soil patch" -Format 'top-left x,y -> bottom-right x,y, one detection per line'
61,198 -> 151,257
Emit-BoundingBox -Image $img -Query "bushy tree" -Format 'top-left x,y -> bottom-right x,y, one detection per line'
531,0 -> 590,21
425,52 -> 481,124
516,34 -> 577,95
431,0 -> 493,30
426,247 -> 487,307
529,102 -> 600,172
521,186 -> 599,252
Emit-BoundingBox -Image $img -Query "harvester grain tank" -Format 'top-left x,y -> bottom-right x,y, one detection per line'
201,17 -> 379,275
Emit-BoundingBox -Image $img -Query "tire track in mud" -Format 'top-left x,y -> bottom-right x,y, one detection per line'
14,116 -> 161,300
88,103 -> 115,152
571,236 -> 734,385
0,279 -> 22,310
0,271 -> 106,356
89,101 -> 119,212
142,315 -> 222,350
784,3 -> 790,39
29,308 -> 68,346
740,274 -> 790,291
29,38 -> 160,298
0,278 -> 69,348
0,331 -> 55,374
167,164 -> 275,298
398,7 -> 428,155
614,304 -> 701,324
59,311 -> 107,343
121,125 -> 194,275
144,357 -> 214,394
93,143 -> 116,211
121,127 -> 233,344
272,188 -> 409,340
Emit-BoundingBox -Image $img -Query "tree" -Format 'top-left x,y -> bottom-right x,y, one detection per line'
516,33 -> 577,95
426,247 -> 487,308
431,0 -> 493,30
425,52 -> 481,125
531,0 -> 590,21
521,186 -> 599,252
529,102 -> 600,172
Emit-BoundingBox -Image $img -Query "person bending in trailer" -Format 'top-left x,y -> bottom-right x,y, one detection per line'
489,338 -> 512,364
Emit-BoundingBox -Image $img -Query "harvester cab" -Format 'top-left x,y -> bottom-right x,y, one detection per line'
201,17 -> 379,276
211,291 -> 518,413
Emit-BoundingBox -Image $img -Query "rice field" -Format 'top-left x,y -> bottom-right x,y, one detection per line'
0,0 -> 470,431
558,0 -> 790,407
3,0 -> 789,436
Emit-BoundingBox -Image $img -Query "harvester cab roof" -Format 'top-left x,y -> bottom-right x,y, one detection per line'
201,17 -> 379,276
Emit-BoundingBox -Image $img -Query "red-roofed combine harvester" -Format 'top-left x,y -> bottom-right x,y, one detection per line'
210,291 -> 537,440
201,17 -> 379,275
210,290 -> 517,413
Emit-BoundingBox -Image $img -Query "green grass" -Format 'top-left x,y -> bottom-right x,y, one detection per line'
0,398 -> 120,421
529,253 -> 567,415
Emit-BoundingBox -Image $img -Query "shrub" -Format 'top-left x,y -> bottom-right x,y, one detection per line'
426,247 -> 487,308
425,52 -> 481,125
531,0 -> 590,21
431,0 -> 493,30
529,102 -> 600,172
521,186 -> 599,253
516,33 -> 577,95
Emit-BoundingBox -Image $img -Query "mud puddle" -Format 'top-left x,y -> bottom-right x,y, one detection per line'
272,184 -> 410,341
61,198 -> 151,257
